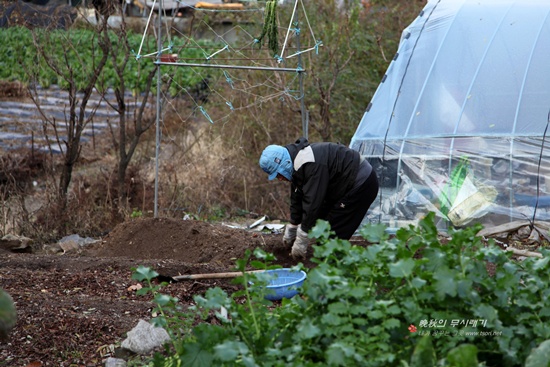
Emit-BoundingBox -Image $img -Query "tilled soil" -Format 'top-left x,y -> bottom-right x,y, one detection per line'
0,217 -> 318,367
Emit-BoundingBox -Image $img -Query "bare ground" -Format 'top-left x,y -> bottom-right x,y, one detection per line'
0,217 -> 322,367
0,82 -> 322,367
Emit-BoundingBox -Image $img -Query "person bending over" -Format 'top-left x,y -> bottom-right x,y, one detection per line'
259,137 -> 379,259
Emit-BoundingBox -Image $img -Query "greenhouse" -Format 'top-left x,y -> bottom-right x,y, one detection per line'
351,0 -> 550,230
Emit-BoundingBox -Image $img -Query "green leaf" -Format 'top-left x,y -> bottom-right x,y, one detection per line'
328,302 -> 348,315
296,319 -> 321,339
235,256 -> 248,272
539,307 -> 550,317
446,344 -> 479,367
383,318 -> 401,329
131,265 -> 159,281
359,223 -> 389,243
517,312 -> 536,322
365,244 -> 384,261
194,287 -> 230,310
181,342 -> 214,367
326,342 -> 356,366
154,293 -> 177,307
322,312 -> 344,326
150,316 -> 167,328
389,259 -> 416,278
433,267 -> 458,298
249,260 -> 268,269
348,286 -> 369,299
352,317 -> 369,326
313,239 -> 344,260
457,279 -> 473,298
534,324 -> 550,340
241,355 -> 257,367
423,248 -> 447,271
401,299 -> 422,315
253,247 -> 275,262
214,340 -> 249,361
310,220 -> 333,239
136,287 -> 152,296
387,304 -> 402,315
410,334 -> 436,367
525,339 -> 550,367
411,277 -> 427,288
368,310 -> 385,319
475,304 -> 498,324
533,257 -> 550,271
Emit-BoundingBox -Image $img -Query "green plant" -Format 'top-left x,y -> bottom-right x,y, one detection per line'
133,213 -> 550,366
306,213 -> 550,366
0,27 -> 217,94
133,248 -> 285,366
256,0 -> 279,56
0,288 -> 17,341
206,206 -> 228,221
131,266 -> 196,347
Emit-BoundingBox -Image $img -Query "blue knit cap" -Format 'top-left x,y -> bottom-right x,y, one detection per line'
259,145 -> 293,181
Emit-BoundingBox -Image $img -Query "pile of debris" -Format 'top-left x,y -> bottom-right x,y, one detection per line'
478,220 -> 549,259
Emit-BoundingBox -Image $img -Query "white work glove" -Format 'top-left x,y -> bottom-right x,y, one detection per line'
283,223 -> 298,247
291,226 -> 310,259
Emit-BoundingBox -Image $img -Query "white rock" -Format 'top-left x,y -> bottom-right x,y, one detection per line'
121,319 -> 170,355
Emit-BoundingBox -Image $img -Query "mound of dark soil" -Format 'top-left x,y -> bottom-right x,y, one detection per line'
89,217 -> 308,269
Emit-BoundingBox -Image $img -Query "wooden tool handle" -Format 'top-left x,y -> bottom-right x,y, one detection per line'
172,270 -> 265,281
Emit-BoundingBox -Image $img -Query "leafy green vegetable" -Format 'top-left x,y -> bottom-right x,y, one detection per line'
410,335 -> 436,367
134,213 -> 550,366
0,27 -> 218,95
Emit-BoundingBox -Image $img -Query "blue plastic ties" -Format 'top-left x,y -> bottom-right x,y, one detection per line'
286,88 -> 295,100
199,106 -> 214,124
315,40 -> 322,54
226,101 -> 234,110
223,71 -> 234,89
284,88 -> 303,101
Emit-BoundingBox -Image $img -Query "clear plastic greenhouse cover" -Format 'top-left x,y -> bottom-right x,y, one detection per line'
351,0 -> 550,230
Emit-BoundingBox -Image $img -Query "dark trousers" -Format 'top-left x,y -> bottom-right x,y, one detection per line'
324,170 -> 379,240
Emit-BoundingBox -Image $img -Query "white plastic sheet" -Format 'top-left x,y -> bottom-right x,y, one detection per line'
351,0 -> 550,230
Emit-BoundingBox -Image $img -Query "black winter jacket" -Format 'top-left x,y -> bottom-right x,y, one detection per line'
285,137 -> 361,232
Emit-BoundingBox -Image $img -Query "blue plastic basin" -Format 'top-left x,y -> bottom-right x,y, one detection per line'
261,268 -> 307,301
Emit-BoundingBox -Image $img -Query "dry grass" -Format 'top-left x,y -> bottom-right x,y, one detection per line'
0,81 -> 28,99
0,98 -> 296,241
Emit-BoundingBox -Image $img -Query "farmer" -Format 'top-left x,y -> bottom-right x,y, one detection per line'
259,137 -> 379,259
